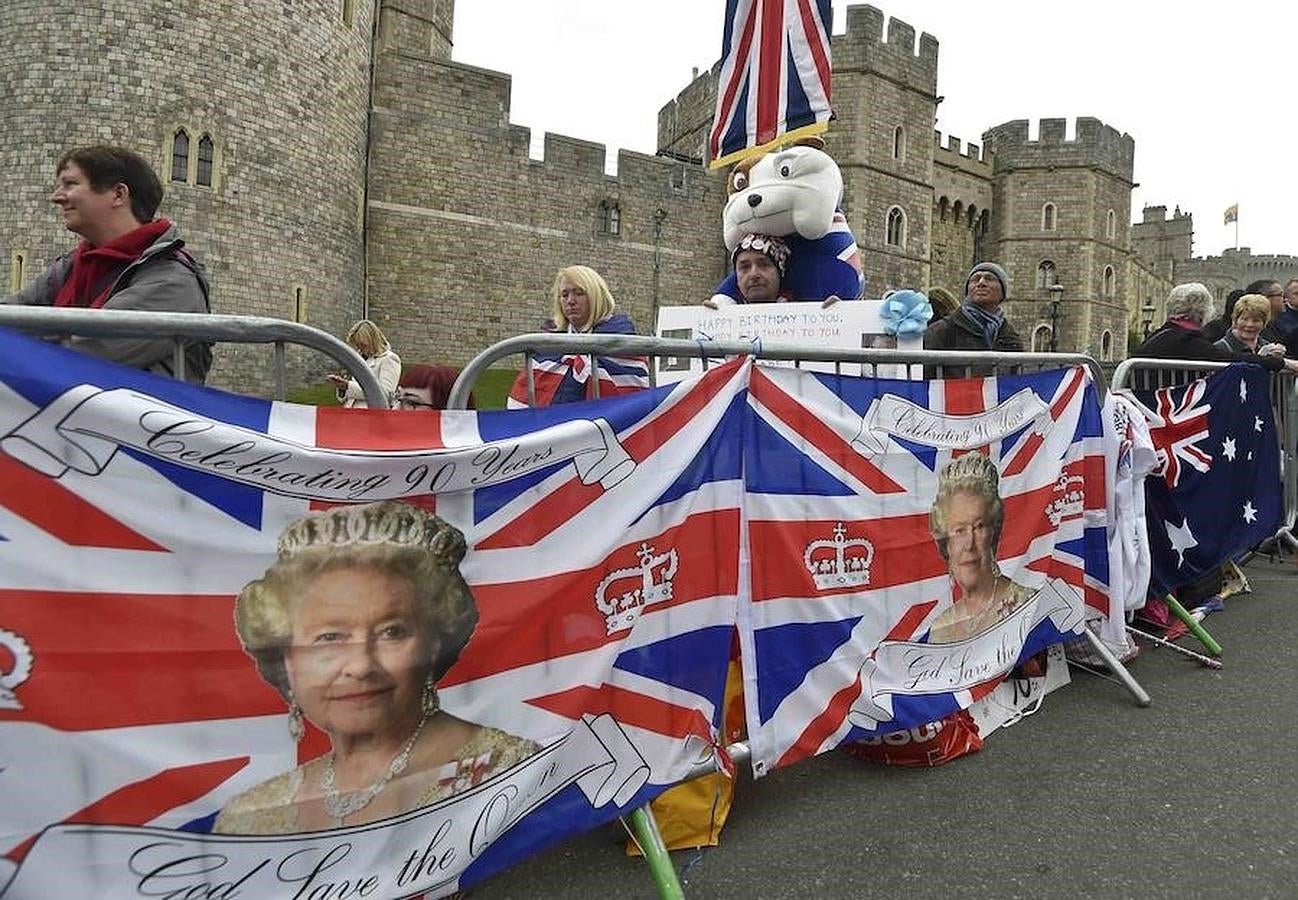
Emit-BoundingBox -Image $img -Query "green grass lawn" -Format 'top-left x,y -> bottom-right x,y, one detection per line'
287,367 -> 518,409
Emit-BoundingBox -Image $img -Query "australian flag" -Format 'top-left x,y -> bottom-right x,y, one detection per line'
1129,364 -> 1282,595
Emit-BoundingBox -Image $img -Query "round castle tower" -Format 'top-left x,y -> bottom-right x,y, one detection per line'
0,0 -> 374,391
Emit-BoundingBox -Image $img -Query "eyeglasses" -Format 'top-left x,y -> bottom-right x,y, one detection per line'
969,273 -> 1000,285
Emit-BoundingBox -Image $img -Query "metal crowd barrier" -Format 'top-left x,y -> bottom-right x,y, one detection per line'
0,306 -> 390,408
1113,357 -> 1298,551
449,332 -> 1110,408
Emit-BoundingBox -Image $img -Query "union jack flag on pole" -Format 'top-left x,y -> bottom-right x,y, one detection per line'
709,0 -> 835,168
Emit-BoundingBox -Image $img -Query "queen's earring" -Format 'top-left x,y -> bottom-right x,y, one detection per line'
421,675 -> 439,716
287,699 -> 304,742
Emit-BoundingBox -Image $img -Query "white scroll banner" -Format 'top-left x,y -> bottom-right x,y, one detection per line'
0,385 -> 636,502
850,387 -> 1050,456
0,714 -> 651,900
846,578 -> 1085,730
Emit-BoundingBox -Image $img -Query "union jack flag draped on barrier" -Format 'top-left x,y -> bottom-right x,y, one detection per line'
738,366 -> 1109,774
709,0 -> 834,168
1128,364 -> 1282,595
0,331 -> 742,899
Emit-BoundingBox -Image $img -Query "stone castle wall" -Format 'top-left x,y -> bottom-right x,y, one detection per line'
365,46 -> 728,367
984,118 -> 1138,357
0,0 -> 372,393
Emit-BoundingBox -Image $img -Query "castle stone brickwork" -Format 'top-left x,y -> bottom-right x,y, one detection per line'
3,1 -> 1293,393
0,0 -> 372,392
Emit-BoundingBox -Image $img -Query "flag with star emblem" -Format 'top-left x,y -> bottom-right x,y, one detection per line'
1126,364 -> 1282,595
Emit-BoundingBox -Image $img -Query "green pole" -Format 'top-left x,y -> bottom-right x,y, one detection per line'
624,805 -> 685,900
1164,593 -> 1223,657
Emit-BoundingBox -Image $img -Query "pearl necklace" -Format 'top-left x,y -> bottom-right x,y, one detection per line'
321,712 -> 428,825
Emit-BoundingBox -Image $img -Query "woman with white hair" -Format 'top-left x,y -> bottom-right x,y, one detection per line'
1135,283 -> 1294,367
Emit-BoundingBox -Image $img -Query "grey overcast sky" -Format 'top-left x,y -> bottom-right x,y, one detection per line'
452,1 -> 1296,263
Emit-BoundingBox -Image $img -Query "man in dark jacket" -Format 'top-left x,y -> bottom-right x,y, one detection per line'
2,146 -> 212,383
923,262 -> 1023,376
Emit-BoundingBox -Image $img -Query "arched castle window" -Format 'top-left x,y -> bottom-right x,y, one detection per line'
979,209 -> 990,234
170,129 -> 190,183
1103,265 -> 1116,297
885,206 -> 906,249
1100,330 -> 1114,361
599,199 -> 621,236
9,250 -> 27,294
952,200 -> 964,224
1031,324 -> 1053,352
1036,260 -> 1057,290
196,134 -> 214,187
937,197 -> 949,223
1041,202 -> 1056,232
967,205 -> 978,229
1106,209 -> 1116,240
892,126 -> 906,161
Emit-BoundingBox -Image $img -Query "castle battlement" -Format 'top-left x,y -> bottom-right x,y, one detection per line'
933,130 -> 992,172
833,5 -> 938,90
983,117 -> 1135,180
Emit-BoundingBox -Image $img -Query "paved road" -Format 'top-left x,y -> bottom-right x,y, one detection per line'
473,556 -> 1298,900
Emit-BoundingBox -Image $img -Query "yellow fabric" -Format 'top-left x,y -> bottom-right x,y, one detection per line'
626,659 -> 745,854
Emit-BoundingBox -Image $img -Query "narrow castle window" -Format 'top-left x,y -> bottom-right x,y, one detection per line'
341,0 -> 354,27
1031,324 -> 1053,352
9,251 -> 27,294
892,126 -> 906,161
885,206 -> 906,249
1041,202 -> 1056,232
293,285 -> 307,323
196,134 -> 214,187
1103,265 -> 1116,297
1106,209 -> 1116,240
599,200 -> 621,236
1101,330 -> 1114,361
170,129 -> 190,183
1036,260 -> 1057,289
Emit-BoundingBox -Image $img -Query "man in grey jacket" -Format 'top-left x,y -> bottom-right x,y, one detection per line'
2,146 -> 212,383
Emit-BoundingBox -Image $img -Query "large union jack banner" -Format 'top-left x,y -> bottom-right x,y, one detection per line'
738,365 -> 1109,774
709,0 -> 834,168
0,331 -> 743,899
1127,364 -> 1282,595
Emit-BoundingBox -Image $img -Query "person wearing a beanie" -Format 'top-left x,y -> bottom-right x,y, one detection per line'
706,233 -> 792,305
923,260 -> 1024,356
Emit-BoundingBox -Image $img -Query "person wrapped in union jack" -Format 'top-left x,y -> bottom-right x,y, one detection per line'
215,502 -> 538,834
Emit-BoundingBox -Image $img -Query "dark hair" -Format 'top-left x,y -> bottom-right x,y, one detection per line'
57,146 -> 163,223
1221,288 -> 1246,321
1244,279 -> 1281,296
398,364 -> 473,410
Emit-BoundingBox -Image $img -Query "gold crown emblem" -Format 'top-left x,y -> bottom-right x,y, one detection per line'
595,543 -> 679,635
804,523 -> 874,590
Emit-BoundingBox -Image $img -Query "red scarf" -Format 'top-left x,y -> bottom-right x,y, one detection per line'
53,219 -> 173,309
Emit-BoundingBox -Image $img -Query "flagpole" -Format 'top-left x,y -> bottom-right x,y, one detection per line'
1235,215 -> 1239,250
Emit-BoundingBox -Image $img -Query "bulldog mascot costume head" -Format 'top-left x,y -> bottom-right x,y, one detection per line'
710,140 -> 864,305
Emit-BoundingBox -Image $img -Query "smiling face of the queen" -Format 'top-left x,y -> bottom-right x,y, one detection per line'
284,566 -> 434,742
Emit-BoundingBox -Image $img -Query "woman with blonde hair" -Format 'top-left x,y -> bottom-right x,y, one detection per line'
328,319 -> 402,408
1214,294 -> 1291,370
508,265 -> 649,407
215,501 -> 537,834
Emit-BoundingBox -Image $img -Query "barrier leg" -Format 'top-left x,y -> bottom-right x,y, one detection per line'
1081,622 -> 1152,706
1163,593 -> 1223,657
624,805 -> 684,900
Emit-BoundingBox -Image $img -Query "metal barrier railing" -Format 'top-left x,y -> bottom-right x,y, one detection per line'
0,306 -> 390,408
1113,356 -> 1298,551
448,332 -> 1109,409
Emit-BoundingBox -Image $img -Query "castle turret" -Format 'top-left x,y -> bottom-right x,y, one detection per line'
983,118 -> 1136,359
